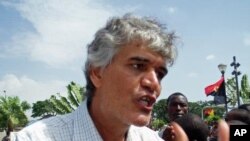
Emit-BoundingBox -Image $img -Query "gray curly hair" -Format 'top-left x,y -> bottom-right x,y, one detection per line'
84,13 -> 178,102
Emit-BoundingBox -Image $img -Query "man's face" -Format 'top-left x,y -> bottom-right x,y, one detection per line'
167,95 -> 188,122
91,42 -> 167,127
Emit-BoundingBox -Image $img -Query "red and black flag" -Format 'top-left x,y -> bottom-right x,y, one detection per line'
204,77 -> 226,104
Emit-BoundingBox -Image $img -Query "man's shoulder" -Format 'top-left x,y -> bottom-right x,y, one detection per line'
11,114 -> 74,141
29,114 -> 72,129
11,102 -> 89,141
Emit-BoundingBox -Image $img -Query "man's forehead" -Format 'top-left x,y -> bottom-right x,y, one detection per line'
170,97 -> 188,103
172,95 -> 186,100
171,101 -> 187,104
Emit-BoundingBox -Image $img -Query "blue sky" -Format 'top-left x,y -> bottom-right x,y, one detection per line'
1,0 -> 250,106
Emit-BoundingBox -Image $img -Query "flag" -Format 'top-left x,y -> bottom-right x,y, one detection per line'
204,77 -> 226,105
204,77 -> 224,96
204,108 -> 214,117
213,81 -> 226,105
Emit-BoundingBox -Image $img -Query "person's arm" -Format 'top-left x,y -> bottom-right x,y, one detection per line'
162,125 -> 174,141
161,122 -> 188,141
217,120 -> 229,141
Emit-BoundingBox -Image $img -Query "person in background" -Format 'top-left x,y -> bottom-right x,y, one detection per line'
174,113 -> 209,141
207,105 -> 250,141
11,13 -> 184,141
165,92 -> 189,122
225,107 -> 250,125
209,121 -> 219,141
217,120 -> 230,141
158,92 -> 189,140
238,103 -> 250,113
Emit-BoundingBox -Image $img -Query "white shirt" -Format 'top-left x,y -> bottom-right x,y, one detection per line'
11,100 -> 163,141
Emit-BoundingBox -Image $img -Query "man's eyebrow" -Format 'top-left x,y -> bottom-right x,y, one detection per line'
129,56 -> 168,74
129,56 -> 150,63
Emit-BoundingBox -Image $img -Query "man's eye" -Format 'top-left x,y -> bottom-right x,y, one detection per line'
156,71 -> 165,81
132,63 -> 145,70
182,104 -> 188,107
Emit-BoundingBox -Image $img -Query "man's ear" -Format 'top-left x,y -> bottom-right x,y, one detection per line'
89,67 -> 103,88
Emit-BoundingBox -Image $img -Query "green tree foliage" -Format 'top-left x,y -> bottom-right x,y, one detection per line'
152,99 -> 167,123
202,106 -> 224,125
151,119 -> 165,131
31,100 -> 56,118
188,101 -> 205,117
67,81 -> 84,107
32,81 -> 85,118
240,74 -> 250,101
226,77 -> 237,106
0,96 -> 31,130
226,74 -> 250,106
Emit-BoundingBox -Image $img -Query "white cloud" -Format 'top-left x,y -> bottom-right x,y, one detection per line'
206,54 -> 215,60
2,0 -> 119,68
167,7 -> 177,14
243,36 -> 250,46
0,74 -> 68,104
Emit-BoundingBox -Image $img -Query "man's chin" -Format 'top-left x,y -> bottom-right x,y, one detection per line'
175,115 -> 184,119
133,121 -> 149,127
132,116 -> 151,127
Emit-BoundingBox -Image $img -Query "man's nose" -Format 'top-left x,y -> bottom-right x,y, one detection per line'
176,104 -> 181,109
141,70 -> 160,95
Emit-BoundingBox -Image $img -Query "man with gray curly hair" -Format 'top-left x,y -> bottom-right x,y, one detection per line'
11,13 -> 179,141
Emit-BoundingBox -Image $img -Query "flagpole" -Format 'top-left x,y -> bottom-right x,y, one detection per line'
218,64 -> 228,113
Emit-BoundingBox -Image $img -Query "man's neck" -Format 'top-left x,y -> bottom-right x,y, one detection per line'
88,98 -> 130,141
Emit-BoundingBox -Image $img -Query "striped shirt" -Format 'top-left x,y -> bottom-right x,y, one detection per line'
11,100 -> 163,141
